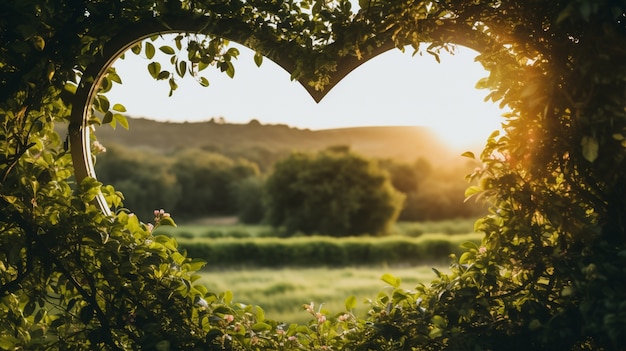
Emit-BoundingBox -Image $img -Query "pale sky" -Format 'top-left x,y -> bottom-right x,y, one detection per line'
105,38 -> 505,152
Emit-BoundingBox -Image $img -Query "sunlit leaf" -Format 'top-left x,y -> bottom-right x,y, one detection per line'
461,151 -> 475,159
464,186 -> 481,198
252,322 -> 272,332
113,114 -> 129,129
159,216 -> 177,227
381,273 -> 400,288
345,295 -> 357,310
112,103 -> 126,112
461,241 -> 479,250
255,306 -> 265,322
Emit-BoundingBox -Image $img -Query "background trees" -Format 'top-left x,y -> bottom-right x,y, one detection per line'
94,123 -> 485,228
264,148 -> 404,236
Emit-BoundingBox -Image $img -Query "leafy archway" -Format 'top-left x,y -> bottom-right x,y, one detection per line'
1,1 -> 625,350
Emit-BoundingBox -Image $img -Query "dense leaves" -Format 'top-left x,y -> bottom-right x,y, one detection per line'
94,142 -> 484,225
1,0 -> 626,350
265,149 -> 404,236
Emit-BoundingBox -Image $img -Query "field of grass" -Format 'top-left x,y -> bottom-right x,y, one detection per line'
158,219 -> 480,324
197,265 -> 448,325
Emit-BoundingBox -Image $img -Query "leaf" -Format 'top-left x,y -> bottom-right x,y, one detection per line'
159,45 -> 175,55
112,103 -> 126,112
147,62 -> 161,79
461,151 -> 475,159
102,111 -> 113,124
227,47 -> 240,57
464,186 -> 481,198
168,77 -> 178,91
32,36 -> 45,51
252,322 -> 272,332
429,327 -> 443,339
345,295 -> 357,310
254,52 -> 263,67
157,71 -> 170,80
177,60 -> 187,78
255,306 -> 265,322
581,136 -> 599,162
223,290 -> 233,304
145,42 -> 155,59
97,95 -> 110,113
225,62 -> 235,78
431,315 -> 447,328
113,114 -> 129,129
198,77 -> 209,87
381,273 -> 400,288
131,42 -> 142,55
461,241 -> 479,251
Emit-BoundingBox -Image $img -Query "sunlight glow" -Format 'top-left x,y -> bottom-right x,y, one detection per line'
106,38 -> 505,152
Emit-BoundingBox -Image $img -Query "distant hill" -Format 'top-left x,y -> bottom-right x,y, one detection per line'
85,117 -> 460,165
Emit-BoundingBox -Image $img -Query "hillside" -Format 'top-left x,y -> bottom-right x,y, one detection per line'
88,117 -> 460,164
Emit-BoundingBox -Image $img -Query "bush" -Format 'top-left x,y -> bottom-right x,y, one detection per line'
265,150 -> 404,236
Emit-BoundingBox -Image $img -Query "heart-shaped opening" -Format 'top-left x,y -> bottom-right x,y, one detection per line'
70,19 -> 503,217
67,14 -> 502,328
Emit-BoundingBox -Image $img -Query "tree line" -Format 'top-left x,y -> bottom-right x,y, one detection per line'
95,142 -> 485,234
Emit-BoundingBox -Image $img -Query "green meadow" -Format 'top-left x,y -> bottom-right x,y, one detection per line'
156,219 -> 483,324
197,265 -> 447,325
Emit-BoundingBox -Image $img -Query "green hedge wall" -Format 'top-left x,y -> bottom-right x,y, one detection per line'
176,234 -> 482,268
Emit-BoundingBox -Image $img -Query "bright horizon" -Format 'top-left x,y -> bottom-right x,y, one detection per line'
105,38 -> 506,152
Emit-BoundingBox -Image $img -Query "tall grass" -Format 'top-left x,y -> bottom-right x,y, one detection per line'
198,265 -> 447,325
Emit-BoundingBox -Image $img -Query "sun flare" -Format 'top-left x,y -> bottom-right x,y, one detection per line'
106,38 -> 505,152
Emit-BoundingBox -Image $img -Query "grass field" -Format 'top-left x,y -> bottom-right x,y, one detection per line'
197,265 -> 448,325
158,219 -> 480,324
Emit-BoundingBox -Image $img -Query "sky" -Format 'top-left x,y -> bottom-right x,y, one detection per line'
105,37 -> 506,151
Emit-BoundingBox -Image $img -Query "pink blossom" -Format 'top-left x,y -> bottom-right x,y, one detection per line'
479,246 -> 487,254
224,314 -> 234,323
337,314 -> 350,322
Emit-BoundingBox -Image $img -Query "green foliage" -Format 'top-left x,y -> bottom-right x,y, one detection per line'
169,148 -> 260,218
94,145 -> 182,221
178,233 -> 481,268
265,149 -> 405,236
95,146 -> 260,221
